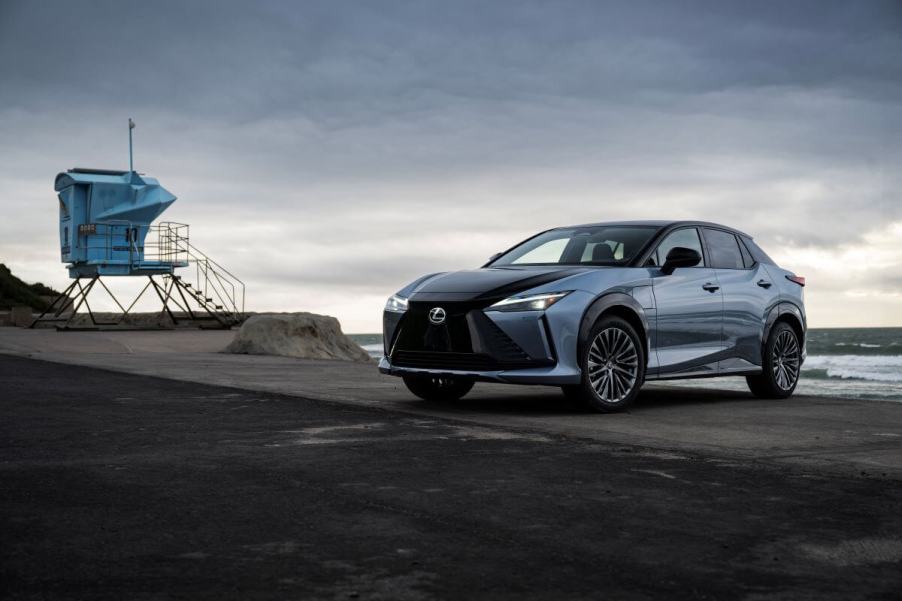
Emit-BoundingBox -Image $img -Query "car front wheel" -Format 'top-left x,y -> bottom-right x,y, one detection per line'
562,315 -> 645,412
402,375 -> 474,401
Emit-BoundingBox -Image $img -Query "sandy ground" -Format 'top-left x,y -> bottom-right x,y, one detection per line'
2,355 -> 901,600
0,327 -> 901,479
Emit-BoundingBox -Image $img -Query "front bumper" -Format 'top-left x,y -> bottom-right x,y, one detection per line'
380,291 -> 589,386
378,356 -> 581,385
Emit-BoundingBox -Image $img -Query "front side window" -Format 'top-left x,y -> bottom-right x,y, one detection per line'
703,228 -> 744,269
646,228 -> 704,267
490,226 -> 660,266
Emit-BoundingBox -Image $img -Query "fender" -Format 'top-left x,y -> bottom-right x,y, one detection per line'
578,291 -> 650,359
762,301 -> 806,350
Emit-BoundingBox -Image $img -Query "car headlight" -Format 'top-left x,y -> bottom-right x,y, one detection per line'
384,294 -> 409,313
487,291 -> 572,312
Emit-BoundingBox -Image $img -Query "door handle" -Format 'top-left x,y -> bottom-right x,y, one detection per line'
702,282 -> 720,292
756,279 -> 772,288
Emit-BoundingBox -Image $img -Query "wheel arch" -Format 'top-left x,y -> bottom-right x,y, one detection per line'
763,302 -> 806,354
578,292 -> 650,362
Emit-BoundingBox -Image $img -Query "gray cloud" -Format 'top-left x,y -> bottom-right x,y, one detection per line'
4,0 -> 901,124
1,0 -> 901,329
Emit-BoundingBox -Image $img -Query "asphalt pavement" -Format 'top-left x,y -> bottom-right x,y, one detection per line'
2,354 -> 901,600
2,328 -> 901,480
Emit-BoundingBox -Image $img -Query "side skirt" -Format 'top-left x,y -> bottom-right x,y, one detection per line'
647,366 -> 763,381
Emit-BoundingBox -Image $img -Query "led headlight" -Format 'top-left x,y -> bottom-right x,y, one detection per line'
384,294 -> 409,313
487,291 -> 572,312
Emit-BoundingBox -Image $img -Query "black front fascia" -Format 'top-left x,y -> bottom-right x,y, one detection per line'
389,300 -> 554,371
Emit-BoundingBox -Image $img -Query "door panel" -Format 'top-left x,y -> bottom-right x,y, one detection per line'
715,264 -> 775,369
652,267 -> 724,376
698,227 -> 774,372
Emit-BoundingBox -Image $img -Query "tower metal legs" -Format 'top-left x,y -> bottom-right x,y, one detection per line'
29,275 -> 233,330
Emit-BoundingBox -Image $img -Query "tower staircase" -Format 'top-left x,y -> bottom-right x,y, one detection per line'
147,222 -> 246,328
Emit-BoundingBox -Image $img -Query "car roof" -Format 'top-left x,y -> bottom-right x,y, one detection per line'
560,220 -> 753,238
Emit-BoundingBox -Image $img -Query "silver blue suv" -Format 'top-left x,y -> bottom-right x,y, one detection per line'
380,221 -> 806,412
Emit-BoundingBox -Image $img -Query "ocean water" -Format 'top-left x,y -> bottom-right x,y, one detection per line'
349,328 -> 902,402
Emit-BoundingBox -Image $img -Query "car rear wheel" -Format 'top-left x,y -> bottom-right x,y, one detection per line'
562,315 -> 645,412
402,375 -> 475,401
746,321 -> 801,399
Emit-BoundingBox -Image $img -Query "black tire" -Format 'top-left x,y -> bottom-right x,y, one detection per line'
562,315 -> 646,413
402,376 -> 475,401
746,321 -> 801,399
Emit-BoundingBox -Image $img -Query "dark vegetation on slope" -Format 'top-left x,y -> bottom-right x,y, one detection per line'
0,263 -> 60,310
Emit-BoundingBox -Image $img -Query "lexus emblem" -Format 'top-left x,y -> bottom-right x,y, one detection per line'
428,307 -> 447,325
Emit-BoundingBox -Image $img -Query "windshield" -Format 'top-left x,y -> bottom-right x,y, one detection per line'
490,226 -> 660,267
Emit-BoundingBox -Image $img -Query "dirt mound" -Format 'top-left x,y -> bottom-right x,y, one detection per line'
225,313 -> 372,363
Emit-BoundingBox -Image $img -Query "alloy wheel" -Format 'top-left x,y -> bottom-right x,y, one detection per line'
772,329 -> 801,390
587,327 -> 639,404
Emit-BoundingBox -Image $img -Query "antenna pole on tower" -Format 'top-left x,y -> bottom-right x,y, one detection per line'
128,118 -> 135,173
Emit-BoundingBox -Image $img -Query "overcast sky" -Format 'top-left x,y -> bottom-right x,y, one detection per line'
1,0 -> 900,331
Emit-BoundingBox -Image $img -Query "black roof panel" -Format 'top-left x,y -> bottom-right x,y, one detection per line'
561,220 -> 752,238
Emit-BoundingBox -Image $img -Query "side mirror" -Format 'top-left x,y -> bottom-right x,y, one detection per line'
662,247 -> 701,275
487,252 -> 503,263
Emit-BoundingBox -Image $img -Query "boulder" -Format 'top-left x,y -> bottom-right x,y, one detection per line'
225,313 -> 372,363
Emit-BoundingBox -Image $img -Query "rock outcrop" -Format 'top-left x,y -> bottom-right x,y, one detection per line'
225,313 -> 372,363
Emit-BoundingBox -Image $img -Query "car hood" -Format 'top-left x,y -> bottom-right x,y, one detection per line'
408,266 -> 590,301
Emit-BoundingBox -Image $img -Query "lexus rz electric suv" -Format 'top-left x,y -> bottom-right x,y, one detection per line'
380,221 -> 806,412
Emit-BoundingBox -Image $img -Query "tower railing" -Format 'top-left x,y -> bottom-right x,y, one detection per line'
148,222 -> 190,265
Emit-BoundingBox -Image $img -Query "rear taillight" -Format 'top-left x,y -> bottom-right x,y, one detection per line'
786,275 -> 806,287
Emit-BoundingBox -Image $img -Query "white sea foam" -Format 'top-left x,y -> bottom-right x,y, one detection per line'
803,355 -> 902,383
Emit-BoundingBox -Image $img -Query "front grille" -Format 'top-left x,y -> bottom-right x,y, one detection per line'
389,301 -> 552,371
394,302 -> 479,354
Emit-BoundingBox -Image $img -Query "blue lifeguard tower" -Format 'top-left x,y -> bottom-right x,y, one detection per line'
55,168 -> 183,277
32,121 -> 245,329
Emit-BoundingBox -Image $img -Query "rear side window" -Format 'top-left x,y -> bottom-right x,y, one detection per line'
738,239 -> 755,268
741,237 -> 775,265
703,228 -> 744,269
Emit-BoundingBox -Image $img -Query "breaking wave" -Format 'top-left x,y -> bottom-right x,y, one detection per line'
802,355 -> 902,383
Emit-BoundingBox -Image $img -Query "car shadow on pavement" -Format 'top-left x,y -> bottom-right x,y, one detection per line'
414,383 -> 760,416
